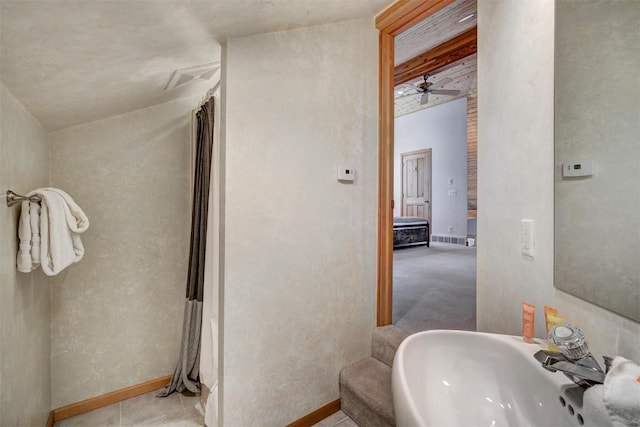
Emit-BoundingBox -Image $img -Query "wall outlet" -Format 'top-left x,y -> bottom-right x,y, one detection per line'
521,219 -> 534,257
448,226 -> 454,234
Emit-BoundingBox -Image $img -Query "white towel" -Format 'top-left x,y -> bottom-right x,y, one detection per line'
18,200 -> 44,272
17,201 -> 35,272
17,188 -> 89,276
35,187 -> 89,233
30,201 -> 41,265
604,356 -> 640,427
584,385 -> 615,427
35,189 -> 88,276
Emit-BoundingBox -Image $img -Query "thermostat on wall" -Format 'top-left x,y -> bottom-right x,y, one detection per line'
337,166 -> 355,182
563,159 -> 593,177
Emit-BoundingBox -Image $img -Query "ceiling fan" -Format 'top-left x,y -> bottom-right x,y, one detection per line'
395,74 -> 461,105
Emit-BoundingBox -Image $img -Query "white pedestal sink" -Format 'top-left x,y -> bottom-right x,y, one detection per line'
392,330 -> 597,427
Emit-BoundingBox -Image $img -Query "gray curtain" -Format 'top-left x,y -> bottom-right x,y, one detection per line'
159,97 -> 215,397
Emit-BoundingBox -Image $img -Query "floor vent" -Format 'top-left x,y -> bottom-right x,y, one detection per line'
431,235 -> 466,245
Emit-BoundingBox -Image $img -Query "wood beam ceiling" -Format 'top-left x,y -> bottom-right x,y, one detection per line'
376,0 -> 456,36
394,26 -> 477,86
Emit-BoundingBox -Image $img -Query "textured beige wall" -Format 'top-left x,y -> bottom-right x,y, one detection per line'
0,82 -> 51,426
49,96 -> 197,407
554,0 -> 639,321
221,18 -> 378,425
477,0 -> 640,363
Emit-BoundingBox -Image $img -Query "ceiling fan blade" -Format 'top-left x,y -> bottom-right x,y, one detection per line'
430,89 -> 461,96
420,92 -> 429,105
395,83 -> 422,99
431,77 -> 452,89
395,91 -> 421,99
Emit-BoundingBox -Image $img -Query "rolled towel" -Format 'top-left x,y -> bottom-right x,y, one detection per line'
30,201 -> 41,266
604,357 -> 640,427
17,201 -> 33,272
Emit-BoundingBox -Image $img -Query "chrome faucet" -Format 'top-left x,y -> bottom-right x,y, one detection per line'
533,324 -> 610,388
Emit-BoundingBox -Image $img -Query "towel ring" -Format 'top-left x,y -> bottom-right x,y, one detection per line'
5,190 -> 41,207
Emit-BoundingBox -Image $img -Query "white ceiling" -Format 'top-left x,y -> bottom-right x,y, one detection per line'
0,0 -> 393,131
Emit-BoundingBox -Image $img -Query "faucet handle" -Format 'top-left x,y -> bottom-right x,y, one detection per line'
534,349 -> 566,371
549,324 -> 590,360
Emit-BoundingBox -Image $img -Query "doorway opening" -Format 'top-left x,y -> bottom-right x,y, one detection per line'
393,96 -> 476,333
376,0 -> 478,331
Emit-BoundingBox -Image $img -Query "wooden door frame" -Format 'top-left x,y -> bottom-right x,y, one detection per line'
400,148 -> 432,223
375,0 -> 455,326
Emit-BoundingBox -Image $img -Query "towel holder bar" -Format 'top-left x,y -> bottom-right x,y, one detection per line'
5,190 -> 41,207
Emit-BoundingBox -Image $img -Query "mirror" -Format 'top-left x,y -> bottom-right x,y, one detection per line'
554,0 -> 640,321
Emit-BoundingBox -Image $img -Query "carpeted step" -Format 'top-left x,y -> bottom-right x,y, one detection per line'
340,357 -> 394,427
372,325 -> 410,368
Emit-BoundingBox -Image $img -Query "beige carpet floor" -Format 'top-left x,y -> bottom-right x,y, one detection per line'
393,242 -> 477,334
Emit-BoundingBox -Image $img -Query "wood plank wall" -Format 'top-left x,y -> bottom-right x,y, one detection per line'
467,94 -> 477,219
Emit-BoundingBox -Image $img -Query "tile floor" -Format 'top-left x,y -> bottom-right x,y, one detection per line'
311,410 -> 358,427
55,389 -> 203,426
55,389 -> 357,427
